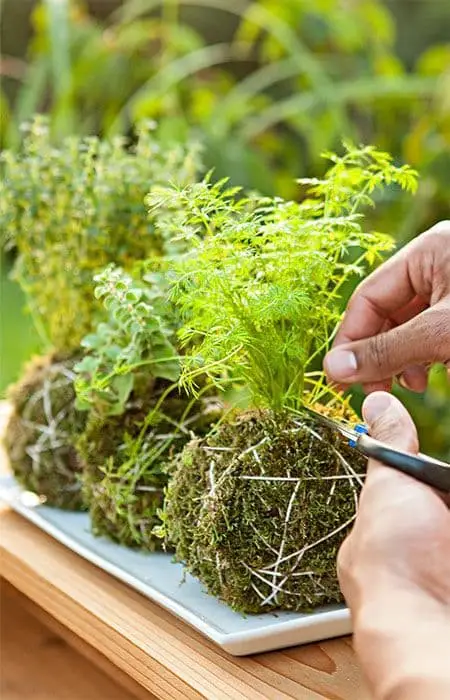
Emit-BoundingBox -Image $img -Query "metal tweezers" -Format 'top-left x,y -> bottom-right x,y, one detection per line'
303,407 -> 450,494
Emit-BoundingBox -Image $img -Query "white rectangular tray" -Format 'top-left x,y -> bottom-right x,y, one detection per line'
0,474 -> 350,655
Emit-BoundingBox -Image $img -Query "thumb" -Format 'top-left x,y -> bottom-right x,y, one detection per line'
359,393 -> 449,524
324,302 -> 450,385
362,392 -> 419,455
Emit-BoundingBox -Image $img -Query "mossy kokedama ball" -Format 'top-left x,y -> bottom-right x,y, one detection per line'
77,380 -> 222,550
5,353 -> 87,510
165,409 -> 367,613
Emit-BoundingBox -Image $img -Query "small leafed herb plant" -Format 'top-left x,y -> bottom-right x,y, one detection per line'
75,264 -> 180,417
75,264 -> 221,549
0,115 -> 201,351
160,144 -> 417,612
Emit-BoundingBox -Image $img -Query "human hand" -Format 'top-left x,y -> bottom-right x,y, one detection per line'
324,221 -> 450,393
338,392 -> 450,700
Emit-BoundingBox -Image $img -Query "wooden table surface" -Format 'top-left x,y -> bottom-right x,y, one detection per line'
0,403 -> 370,699
1,580 -> 148,700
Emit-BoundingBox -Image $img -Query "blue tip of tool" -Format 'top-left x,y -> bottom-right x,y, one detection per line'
349,423 -> 368,448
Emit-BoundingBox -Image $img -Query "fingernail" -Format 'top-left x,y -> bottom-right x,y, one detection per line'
363,392 -> 393,423
325,349 -> 357,380
398,374 -> 408,389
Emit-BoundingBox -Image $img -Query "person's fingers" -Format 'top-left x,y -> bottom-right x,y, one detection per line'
361,380 -> 393,395
398,365 -> 429,393
390,296 -> 430,327
362,391 -> 418,450
333,294 -> 428,349
336,535 -> 354,602
338,393 -> 419,587
324,301 -> 450,385
332,223 -> 450,352
332,240 -> 423,350
327,224 -> 450,388
362,391 -> 419,456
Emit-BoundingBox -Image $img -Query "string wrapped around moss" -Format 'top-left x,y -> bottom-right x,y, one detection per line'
5,353 -> 87,510
78,380 -> 222,550
164,409 -> 367,613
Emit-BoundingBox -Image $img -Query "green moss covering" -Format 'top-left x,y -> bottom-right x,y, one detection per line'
165,408 -> 367,613
5,353 -> 86,510
78,380 -> 222,550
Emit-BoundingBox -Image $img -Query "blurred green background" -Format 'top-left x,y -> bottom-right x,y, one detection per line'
1,0 -> 449,457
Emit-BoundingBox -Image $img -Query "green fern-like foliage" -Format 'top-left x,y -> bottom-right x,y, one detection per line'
161,143 -> 417,411
0,115 -> 201,351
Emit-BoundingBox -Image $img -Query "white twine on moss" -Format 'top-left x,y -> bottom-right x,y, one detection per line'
205,436 -> 270,499
256,568 -> 314,578
135,485 -> 164,493
267,475 -> 302,605
238,473 -> 365,482
19,366 -> 82,494
241,561 -> 324,600
203,415 -> 362,607
231,419 -> 362,607
264,433 -> 314,606
249,521 -> 279,556
264,513 -> 357,571
202,445 -> 235,452
250,582 -> 267,602
208,460 -> 217,496
294,419 -> 362,511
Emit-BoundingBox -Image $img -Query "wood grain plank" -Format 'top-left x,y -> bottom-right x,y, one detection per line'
0,400 -> 370,699
1,580 -> 158,700
0,578 -> 143,700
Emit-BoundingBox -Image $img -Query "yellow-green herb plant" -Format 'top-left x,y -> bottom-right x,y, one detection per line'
160,144 -> 417,613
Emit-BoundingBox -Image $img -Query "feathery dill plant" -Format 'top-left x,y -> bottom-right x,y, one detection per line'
0,115 -> 202,351
75,264 -> 221,549
168,143 -> 417,409
161,144 -> 418,613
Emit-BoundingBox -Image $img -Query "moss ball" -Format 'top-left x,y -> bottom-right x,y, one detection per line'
77,381 -> 222,550
165,408 -> 367,613
5,353 -> 87,510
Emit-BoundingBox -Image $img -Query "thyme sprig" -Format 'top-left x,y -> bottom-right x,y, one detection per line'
0,116 -> 201,350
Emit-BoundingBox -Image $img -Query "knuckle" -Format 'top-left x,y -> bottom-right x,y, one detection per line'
425,307 -> 450,355
425,220 -> 450,237
366,332 -> 390,373
419,227 -> 450,265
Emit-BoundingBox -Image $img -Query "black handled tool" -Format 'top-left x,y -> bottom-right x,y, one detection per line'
303,407 -> 450,494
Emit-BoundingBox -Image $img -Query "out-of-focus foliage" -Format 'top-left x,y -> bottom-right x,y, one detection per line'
1,0 -> 448,235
